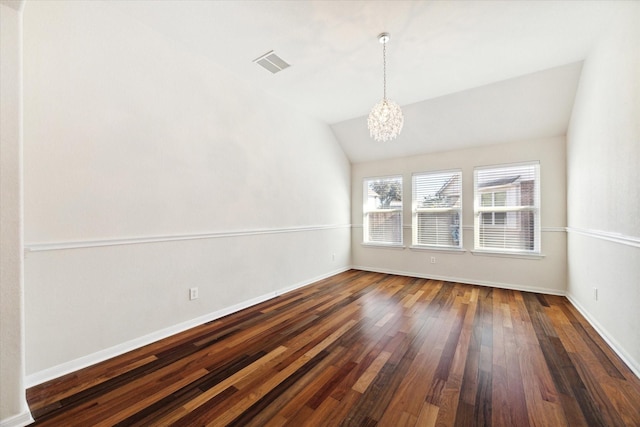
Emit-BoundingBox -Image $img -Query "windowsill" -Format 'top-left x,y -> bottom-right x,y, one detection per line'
409,245 -> 466,254
470,250 -> 545,260
361,242 -> 406,250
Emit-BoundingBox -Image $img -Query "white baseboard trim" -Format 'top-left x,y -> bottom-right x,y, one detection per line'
25,267 -> 350,388
0,411 -> 33,427
350,266 -> 566,296
565,294 -> 640,379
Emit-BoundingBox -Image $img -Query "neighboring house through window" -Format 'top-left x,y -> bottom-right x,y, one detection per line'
363,176 -> 403,245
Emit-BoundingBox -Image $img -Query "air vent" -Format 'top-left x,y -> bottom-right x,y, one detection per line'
253,51 -> 290,74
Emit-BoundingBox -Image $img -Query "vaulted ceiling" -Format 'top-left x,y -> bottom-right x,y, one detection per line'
110,1 -> 625,162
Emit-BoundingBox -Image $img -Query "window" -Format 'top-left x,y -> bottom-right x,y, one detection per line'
363,176 -> 403,245
412,170 -> 462,249
481,192 -> 506,225
474,163 -> 540,253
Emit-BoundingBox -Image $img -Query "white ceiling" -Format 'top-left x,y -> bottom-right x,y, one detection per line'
109,1 -> 627,162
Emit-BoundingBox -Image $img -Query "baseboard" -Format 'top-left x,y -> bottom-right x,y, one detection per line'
0,411 -> 34,427
25,266 -> 350,388
566,294 -> 640,379
350,265 -> 566,296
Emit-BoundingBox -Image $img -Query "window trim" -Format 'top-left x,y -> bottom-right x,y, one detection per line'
411,169 -> 463,250
362,175 -> 404,247
473,162 -> 541,254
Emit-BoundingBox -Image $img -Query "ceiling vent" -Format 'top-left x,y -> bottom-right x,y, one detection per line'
253,51 -> 290,74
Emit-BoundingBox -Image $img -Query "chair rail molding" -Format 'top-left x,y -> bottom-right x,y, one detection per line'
566,227 -> 640,248
25,224 -> 352,252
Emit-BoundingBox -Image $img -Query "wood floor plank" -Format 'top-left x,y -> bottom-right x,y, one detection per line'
500,296 -> 530,427
432,288 -> 478,427
513,293 -> 570,427
93,368 -> 210,427
416,402 -> 438,427
241,348 -> 343,426
27,271 -> 640,426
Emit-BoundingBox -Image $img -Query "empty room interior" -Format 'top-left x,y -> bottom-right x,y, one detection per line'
1,0 -> 639,426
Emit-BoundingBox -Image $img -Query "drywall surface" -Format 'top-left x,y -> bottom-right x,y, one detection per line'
22,1 -> 350,378
566,3 -> 640,376
352,136 -> 567,294
0,2 -> 32,425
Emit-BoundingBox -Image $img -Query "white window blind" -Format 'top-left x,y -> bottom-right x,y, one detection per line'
474,163 -> 540,253
363,176 -> 403,245
412,170 -> 462,249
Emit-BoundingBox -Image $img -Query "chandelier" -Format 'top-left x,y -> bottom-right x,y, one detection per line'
367,32 -> 404,142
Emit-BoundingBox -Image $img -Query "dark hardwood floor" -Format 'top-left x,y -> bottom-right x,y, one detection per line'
27,270 -> 640,426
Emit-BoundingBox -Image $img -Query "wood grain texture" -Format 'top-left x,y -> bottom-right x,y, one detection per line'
27,270 -> 640,426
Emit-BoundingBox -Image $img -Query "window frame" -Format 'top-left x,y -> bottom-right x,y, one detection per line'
473,162 -> 541,255
411,169 -> 463,250
362,175 -> 404,247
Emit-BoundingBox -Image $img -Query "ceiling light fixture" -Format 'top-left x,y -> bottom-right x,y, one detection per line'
367,32 -> 404,142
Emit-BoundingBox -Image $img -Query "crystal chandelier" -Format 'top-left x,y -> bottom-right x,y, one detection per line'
367,32 -> 404,142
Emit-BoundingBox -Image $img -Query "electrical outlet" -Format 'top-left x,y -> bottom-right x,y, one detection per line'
593,287 -> 598,301
430,256 -> 436,264
189,287 -> 199,300
332,253 -> 336,261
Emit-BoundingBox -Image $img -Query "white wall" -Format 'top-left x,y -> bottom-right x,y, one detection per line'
0,1 -> 32,425
352,136 -> 567,294
22,1 -> 350,381
566,3 -> 640,376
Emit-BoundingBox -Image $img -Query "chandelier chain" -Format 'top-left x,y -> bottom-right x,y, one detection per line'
383,42 -> 387,100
